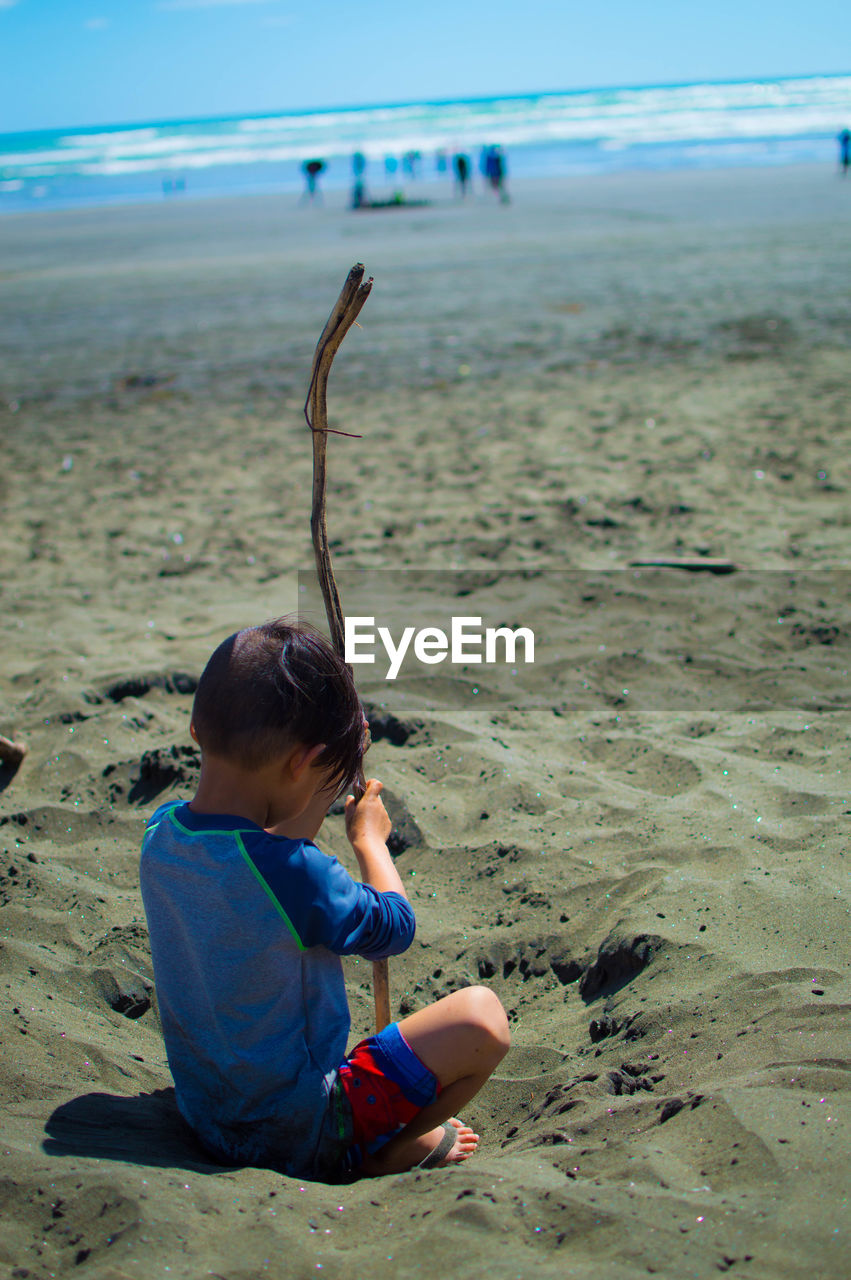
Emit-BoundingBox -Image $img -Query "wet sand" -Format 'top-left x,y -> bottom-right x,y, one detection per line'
0,164 -> 849,1279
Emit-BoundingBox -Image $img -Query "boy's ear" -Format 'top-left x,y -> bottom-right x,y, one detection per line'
287,742 -> 326,779
189,721 -> 200,744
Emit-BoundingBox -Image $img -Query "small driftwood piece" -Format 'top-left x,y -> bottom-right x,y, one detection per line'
0,733 -> 27,770
305,264 -> 392,1033
630,558 -> 738,575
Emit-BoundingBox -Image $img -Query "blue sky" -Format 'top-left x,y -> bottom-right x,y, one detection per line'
2,0 -> 848,132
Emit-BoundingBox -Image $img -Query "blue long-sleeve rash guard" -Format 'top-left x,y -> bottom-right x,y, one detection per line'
140,801 -> 415,1177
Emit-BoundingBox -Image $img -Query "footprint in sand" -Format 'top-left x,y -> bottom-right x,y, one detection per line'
102,745 -> 200,807
580,738 -> 701,797
99,671 -> 198,702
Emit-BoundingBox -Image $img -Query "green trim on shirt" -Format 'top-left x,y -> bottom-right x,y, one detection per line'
162,805 -> 305,951
236,833 -> 306,951
165,806 -> 249,838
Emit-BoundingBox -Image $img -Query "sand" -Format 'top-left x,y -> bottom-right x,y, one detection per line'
0,164 -> 849,1280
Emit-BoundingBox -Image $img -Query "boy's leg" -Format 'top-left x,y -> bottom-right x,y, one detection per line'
361,985 -> 509,1176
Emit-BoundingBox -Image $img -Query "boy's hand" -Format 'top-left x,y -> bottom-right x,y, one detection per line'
345,778 -> 392,852
345,779 -> 406,898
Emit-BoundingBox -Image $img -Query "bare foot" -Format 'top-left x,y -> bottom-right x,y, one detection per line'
362,1118 -> 479,1176
424,1118 -> 479,1168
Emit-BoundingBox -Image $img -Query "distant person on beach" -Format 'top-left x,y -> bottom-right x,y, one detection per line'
839,129 -> 851,175
302,158 -> 326,203
403,150 -> 421,179
140,619 -> 510,1181
453,152 -> 471,197
485,145 -> 509,204
351,151 -> 367,209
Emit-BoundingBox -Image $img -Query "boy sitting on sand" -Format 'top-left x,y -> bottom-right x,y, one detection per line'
140,618 -> 510,1180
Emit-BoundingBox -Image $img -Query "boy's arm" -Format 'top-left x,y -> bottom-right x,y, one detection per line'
241,778 -> 413,959
344,778 -> 407,900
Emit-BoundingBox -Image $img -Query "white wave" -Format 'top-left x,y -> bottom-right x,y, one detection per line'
2,74 -> 849,184
60,127 -> 161,147
79,142 -> 359,174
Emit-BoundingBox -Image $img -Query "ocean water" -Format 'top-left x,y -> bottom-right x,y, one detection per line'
1,73 -> 848,213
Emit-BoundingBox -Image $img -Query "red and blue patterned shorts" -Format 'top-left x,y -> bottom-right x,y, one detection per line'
337,1022 -> 440,1167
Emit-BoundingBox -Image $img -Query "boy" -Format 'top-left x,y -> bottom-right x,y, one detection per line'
140,618 -> 510,1180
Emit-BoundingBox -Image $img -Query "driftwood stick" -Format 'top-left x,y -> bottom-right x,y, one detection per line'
629,558 -> 738,575
0,733 -> 27,770
305,265 -> 392,1033
306,266 -> 373,655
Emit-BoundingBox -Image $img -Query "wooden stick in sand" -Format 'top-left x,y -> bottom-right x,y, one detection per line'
629,557 -> 737,575
304,263 -> 392,1033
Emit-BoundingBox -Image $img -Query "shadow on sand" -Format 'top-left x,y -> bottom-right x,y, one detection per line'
43,1088 -> 234,1174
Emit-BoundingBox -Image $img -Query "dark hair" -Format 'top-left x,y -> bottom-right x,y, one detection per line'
191,618 -> 364,794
